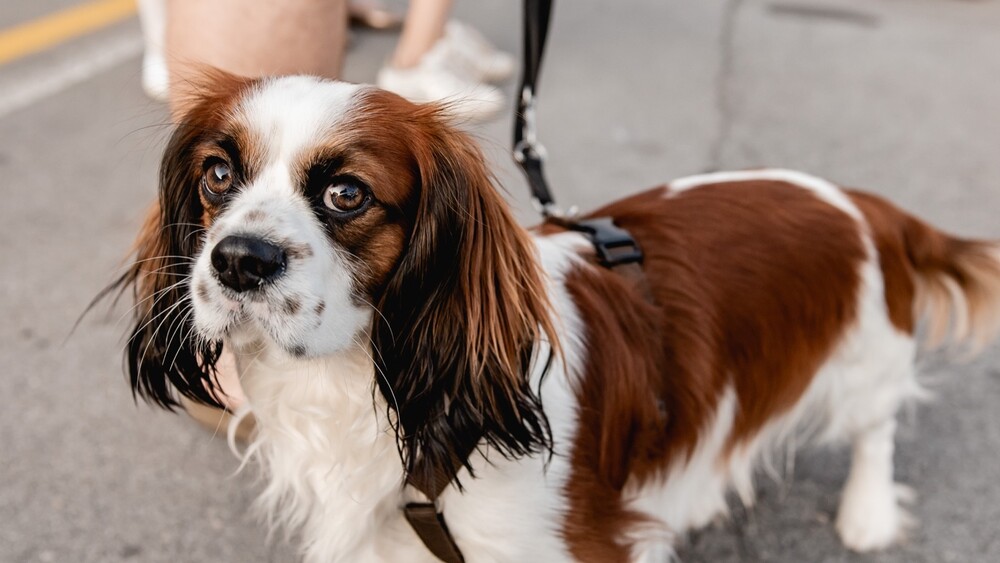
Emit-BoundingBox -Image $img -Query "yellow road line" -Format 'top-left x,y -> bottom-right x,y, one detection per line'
0,0 -> 137,66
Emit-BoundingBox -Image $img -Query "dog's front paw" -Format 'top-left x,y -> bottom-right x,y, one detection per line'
836,483 -> 915,552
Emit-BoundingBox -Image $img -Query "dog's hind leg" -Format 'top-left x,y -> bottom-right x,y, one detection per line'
826,326 -> 919,553
835,414 -> 914,552
822,262 -> 918,553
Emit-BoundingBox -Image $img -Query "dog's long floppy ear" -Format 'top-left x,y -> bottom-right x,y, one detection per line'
111,70 -> 253,410
371,106 -> 559,486
119,198 -> 223,409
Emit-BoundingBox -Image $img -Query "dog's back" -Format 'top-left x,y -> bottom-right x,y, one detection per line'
549,169 -> 1000,558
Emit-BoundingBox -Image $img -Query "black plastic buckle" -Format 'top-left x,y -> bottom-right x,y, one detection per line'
566,217 -> 644,267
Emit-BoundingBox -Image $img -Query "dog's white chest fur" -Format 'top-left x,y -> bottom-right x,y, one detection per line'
239,348 -> 422,562
239,348 -> 583,563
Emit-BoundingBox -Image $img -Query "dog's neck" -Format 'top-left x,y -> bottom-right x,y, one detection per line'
237,343 -> 408,561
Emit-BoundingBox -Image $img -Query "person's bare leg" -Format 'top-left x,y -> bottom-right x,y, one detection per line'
166,0 -> 348,117
390,0 -> 453,69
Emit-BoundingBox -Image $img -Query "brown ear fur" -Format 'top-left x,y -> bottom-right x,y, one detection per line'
109,69 -> 256,409
370,102 -> 558,486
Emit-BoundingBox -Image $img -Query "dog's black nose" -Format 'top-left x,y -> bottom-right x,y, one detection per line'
211,235 -> 287,292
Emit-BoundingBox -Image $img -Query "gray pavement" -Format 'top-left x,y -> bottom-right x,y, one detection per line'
2,0 -> 999,561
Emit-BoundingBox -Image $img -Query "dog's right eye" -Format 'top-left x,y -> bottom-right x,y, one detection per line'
323,182 -> 369,214
202,159 -> 233,199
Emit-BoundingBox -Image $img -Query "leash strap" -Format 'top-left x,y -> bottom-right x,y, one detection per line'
514,0 -> 557,216
511,1 -> 646,270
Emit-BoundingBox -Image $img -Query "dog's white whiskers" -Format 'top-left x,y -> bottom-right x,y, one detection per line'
134,295 -> 191,376
165,307 -> 196,374
354,295 -> 395,345
122,282 -> 191,348
352,334 -> 400,420
159,221 -> 209,231
114,276 -> 192,328
126,255 -> 197,267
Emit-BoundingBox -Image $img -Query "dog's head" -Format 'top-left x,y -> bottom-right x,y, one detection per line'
119,73 -> 556,480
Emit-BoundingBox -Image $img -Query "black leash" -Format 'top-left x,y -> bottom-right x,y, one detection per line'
404,3 -> 645,561
513,0 -> 557,216
511,1 -> 643,269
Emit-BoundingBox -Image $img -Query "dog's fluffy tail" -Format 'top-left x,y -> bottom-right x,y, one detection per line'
850,191 -> 1000,351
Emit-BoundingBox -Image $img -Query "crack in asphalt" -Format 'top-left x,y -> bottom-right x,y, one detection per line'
705,0 -> 745,173
767,2 -> 881,27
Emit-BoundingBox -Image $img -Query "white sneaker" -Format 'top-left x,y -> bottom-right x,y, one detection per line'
141,50 -> 169,102
137,0 -> 169,102
377,39 -> 506,122
444,20 -> 516,84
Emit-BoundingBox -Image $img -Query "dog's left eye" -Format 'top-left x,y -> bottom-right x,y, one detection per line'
323,182 -> 370,214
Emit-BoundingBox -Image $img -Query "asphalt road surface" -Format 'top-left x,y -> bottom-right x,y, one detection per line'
1,0 -> 998,561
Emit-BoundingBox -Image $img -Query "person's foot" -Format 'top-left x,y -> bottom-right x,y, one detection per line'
141,50 -> 169,102
349,0 -> 403,31
444,20 -> 516,84
377,40 -> 506,121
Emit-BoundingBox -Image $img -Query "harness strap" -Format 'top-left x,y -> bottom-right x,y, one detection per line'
403,504 -> 465,563
403,441 -> 477,563
550,216 -> 653,302
557,217 -> 642,267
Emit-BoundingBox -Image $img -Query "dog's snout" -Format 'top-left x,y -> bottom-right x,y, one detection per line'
211,235 -> 287,292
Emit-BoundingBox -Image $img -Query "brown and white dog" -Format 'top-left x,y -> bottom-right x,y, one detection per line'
117,73 -> 1000,562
